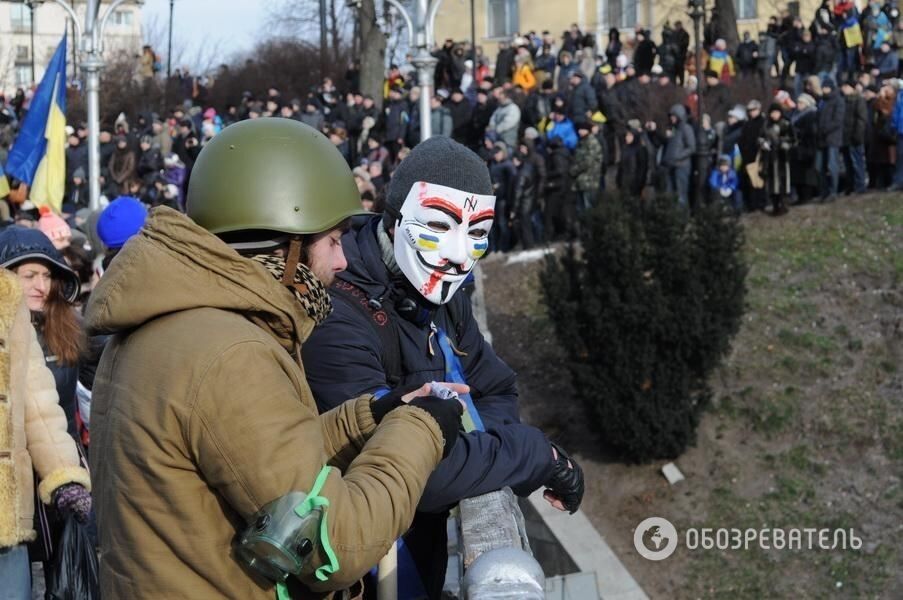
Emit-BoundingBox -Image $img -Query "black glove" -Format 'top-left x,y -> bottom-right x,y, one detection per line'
370,383 -> 424,423
407,396 -> 464,459
544,442 -> 584,514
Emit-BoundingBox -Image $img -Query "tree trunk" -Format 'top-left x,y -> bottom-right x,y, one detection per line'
319,0 -> 329,80
712,0 -> 740,51
358,0 -> 386,108
329,0 -> 341,66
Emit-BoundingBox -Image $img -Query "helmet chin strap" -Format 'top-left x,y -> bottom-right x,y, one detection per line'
282,236 -> 310,295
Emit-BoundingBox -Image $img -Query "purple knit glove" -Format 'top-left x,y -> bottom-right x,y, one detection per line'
53,483 -> 92,523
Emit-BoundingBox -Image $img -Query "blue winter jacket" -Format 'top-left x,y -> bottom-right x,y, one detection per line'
303,217 -> 554,513
547,118 -> 578,151
707,168 -> 738,194
891,92 -> 903,136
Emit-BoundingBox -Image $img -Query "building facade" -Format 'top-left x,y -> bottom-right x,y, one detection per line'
433,0 -> 821,60
0,1 -> 143,95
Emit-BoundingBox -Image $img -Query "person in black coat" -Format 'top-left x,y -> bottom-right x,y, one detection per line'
703,70 -> 733,124
736,31 -> 760,78
489,143 -> 517,252
616,123 -> 649,198
739,100 -> 767,211
813,27 -> 838,79
790,95 -> 820,204
759,103 -> 796,215
495,41 -> 516,84
567,71 -> 598,122
470,89 -> 496,148
720,106 -> 747,157
136,136 -> 163,185
511,152 -> 537,249
794,30 -> 817,96
633,30 -> 657,74
543,137 -> 573,240
303,139 -> 583,597
447,90 -> 473,145
523,80 -> 554,128
841,81 -> 868,194
779,17 -> 805,87
605,28 -> 622,68
673,21 -> 691,85
817,77 -> 845,200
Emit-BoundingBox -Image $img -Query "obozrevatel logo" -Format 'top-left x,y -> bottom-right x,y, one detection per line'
634,517 -> 679,560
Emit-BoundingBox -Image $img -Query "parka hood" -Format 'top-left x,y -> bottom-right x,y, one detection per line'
85,206 -> 313,351
670,104 -> 688,121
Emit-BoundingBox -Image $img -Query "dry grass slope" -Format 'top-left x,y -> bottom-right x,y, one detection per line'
481,194 -> 902,599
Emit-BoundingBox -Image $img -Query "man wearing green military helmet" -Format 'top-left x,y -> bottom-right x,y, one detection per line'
86,119 -> 466,599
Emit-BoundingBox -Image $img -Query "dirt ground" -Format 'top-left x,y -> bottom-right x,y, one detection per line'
480,194 -> 902,599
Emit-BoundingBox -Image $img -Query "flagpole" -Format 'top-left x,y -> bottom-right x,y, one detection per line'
27,1 -> 36,85
44,0 -> 132,211
83,0 -> 102,211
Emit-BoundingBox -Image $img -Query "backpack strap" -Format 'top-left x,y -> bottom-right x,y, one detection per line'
330,280 -> 469,389
330,280 -> 404,388
444,293 -> 467,347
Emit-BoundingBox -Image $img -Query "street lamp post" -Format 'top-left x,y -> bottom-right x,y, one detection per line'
382,0 -> 442,141
470,0 -> 476,63
167,0 -> 174,79
688,0 -> 706,209
35,0 -> 137,211
27,1 -> 37,85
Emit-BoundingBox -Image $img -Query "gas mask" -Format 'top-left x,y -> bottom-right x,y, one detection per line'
236,466 -> 338,586
393,181 -> 496,304
237,492 -> 322,583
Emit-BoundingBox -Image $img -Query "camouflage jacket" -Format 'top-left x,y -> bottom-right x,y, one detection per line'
569,134 -> 603,192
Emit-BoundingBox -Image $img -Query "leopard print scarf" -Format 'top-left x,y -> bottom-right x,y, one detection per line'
249,254 -> 332,326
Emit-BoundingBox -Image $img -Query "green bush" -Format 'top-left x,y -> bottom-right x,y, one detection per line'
541,196 -> 747,462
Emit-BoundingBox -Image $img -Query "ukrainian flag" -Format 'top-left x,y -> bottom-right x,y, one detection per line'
0,162 -> 9,199
5,36 -> 67,213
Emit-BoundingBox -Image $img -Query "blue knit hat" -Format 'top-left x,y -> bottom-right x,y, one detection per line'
97,196 -> 148,250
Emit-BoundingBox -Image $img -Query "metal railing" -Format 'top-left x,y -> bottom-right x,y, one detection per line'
444,488 -> 545,599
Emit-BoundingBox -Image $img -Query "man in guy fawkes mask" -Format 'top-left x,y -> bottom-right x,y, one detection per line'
303,136 -> 584,599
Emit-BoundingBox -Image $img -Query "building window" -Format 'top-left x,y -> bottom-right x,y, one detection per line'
111,9 -> 134,27
608,0 -> 638,30
16,46 -> 29,61
10,5 -> 32,32
15,65 -> 31,86
487,0 -> 518,39
734,0 -> 757,20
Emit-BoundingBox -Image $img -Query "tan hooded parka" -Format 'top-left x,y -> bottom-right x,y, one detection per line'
86,208 -> 445,598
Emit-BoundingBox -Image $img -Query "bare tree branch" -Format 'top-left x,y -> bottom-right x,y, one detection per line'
0,41 -> 19,93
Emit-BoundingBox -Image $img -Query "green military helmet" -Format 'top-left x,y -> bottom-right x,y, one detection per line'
187,118 -> 366,239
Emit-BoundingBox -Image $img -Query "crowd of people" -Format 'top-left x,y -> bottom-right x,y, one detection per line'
0,122 -> 585,599
0,34 -> 592,600
4,4 -> 903,251
1,2 -> 903,597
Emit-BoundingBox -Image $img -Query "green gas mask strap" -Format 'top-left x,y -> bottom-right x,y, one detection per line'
276,583 -> 292,600
274,466 -> 339,600
296,466 -> 339,582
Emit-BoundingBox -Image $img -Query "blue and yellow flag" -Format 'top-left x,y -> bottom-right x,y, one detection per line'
5,35 -> 67,213
0,162 -> 10,199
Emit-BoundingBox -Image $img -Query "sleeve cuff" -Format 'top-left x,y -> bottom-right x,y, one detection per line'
355,395 -> 377,437
38,466 -> 91,505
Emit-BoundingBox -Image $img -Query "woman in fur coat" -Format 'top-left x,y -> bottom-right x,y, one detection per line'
0,268 -> 91,599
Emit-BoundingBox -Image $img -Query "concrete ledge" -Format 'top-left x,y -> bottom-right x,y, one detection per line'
527,491 -> 649,600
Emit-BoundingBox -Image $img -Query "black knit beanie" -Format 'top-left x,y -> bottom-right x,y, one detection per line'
383,136 -> 493,230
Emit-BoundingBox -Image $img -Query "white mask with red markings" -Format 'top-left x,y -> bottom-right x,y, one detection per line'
393,181 -> 496,304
